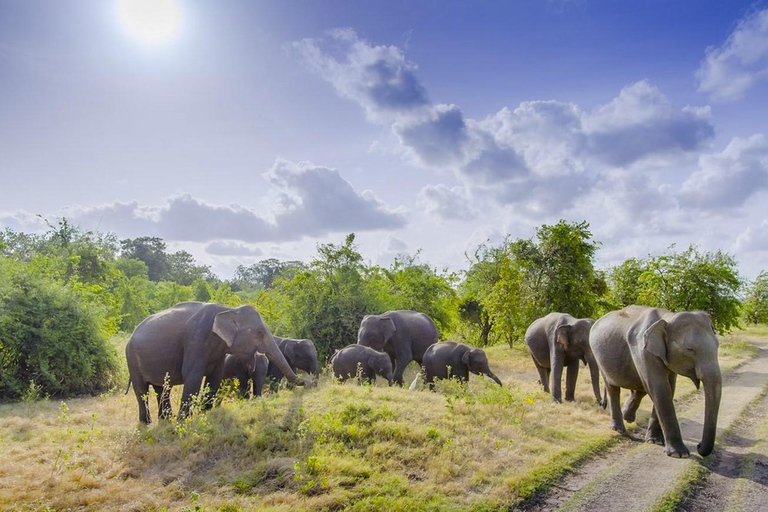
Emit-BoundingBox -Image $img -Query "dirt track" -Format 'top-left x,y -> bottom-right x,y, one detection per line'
516,338 -> 768,512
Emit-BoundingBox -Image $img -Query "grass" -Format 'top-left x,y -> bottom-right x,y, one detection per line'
0,329 -> 763,511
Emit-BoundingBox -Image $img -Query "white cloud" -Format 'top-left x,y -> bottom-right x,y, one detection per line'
205,240 -> 264,257
1,159 -> 407,243
680,134 -> 768,209
697,8 -> 768,102
418,184 -> 477,221
734,219 -> 768,252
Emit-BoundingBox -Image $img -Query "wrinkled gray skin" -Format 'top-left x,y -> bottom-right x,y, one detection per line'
266,337 -> 320,390
125,302 -> 307,423
357,310 -> 438,386
589,305 -> 722,458
222,352 -> 269,398
420,341 -> 502,390
331,345 -> 394,385
525,313 -> 603,405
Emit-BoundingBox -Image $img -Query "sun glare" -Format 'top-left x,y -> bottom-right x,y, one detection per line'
118,0 -> 180,44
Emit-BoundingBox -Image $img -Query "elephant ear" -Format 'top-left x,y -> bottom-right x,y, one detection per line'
641,318 -> 668,365
462,350 -> 471,365
213,311 -> 238,347
555,325 -> 572,350
380,317 -> 396,343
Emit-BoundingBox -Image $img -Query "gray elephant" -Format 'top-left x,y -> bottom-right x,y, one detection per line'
419,341 -> 502,390
125,302 -> 307,423
525,312 -> 603,405
266,337 -> 320,390
589,305 -> 722,457
330,345 -> 394,385
222,352 -> 269,398
357,310 -> 438,386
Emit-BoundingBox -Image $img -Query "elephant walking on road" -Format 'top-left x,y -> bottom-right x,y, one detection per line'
357,310 -> 439,386
125,302 -> 307,423
331,345 -> 394,385
222,353 -> 269,398
525,312 -> 603,405
589,305 -> 722,457
418,341 -> 502,390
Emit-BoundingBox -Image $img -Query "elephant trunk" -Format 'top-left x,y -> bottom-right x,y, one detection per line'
487,371 -> 502,386
263,336 -> 305,386
586,352 -> 603,406
697,368 -> 722,457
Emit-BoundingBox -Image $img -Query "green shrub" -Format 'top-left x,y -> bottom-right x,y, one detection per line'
0,263 -> 120,398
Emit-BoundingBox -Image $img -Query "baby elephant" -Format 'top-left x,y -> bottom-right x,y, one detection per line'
421,342 -> 502,390
222,353 -> 269,398
331,345 -> 394,385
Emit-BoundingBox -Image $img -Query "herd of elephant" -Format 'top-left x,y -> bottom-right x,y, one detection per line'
126,301 -> 721,459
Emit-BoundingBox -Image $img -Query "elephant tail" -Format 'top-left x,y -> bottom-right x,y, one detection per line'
124,378 -> 132,395
408,372 -> 422,392
601,386 -> 608,409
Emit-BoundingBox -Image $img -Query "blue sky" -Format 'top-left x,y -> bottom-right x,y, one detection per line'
1,0 -> 767,278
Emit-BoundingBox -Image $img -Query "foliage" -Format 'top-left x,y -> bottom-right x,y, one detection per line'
458,220 -> 602,346
742,271 -> 768,325
622,246 -> 742,333
232,258 -> 306,291
0,259 -> 120,398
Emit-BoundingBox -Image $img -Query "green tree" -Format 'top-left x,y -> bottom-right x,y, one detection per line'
607,257 -> 646,308
166,250 -> 214,285
636,246 -> 742,333
232,258 -> 306,291
743,271 -> 768,324
120,237 -> 169,281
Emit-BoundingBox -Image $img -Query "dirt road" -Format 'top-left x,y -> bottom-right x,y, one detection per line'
517,338 -> 768,512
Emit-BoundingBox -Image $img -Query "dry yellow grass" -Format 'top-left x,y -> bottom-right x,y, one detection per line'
0,330 -> 760,511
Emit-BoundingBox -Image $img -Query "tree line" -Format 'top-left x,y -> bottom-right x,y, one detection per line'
1,219 -> 766,400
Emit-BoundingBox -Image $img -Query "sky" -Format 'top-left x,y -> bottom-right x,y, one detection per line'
1,0 -> 767,279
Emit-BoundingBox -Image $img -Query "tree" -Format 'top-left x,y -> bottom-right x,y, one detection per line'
743,271 -> 768,324
636,246 -> 742,333
166,250 -> 213,285
120,237 -> 169,281
232,258 -> 306,291
607,258 -> 645,308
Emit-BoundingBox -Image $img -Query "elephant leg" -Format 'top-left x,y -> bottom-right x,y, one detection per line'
425,370 -> 436,392
622,390 -> 646,423
550,350 -> 565,403
179,376 -> 204,419
646,407 -> 664,445
606,384 -> 625,433
565,360 -> 580,402
133,379 -> 151,424
392,355 -> 412,387
533,360 -> 550,393
152,384 -> 173,420
647,373 -> 688,458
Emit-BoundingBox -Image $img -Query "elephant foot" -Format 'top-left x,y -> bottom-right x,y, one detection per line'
622,409 -> 637,423
645,432 -> 665,445
565,396 -> 575,402
610,422 -> 626,433
665,444 -> 690,458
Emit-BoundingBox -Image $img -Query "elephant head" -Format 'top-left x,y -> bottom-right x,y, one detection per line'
369,351 -> 394,385
358,315 -> 396,351
282,338 -> 320,377
462,348 -> 502,386
213,306 -> 308,387
555,318 -> 603,405
642,311 -> 721,456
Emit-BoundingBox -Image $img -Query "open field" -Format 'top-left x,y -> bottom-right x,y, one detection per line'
0,327 -> 764,511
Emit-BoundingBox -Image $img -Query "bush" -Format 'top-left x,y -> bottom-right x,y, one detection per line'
0,263 -> 120,399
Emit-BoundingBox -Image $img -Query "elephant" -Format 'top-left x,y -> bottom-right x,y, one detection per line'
330,345 -> 394,385
222,352 -> 269,398
589,305 -> 722,457
525,312 -> 603,405
125,302 -> 308,423
418,341 -> 502,390
357,310 -> 439,386
265,337 -> 320,390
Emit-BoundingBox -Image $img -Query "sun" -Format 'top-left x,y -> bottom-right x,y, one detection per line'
118,0 -> 180,44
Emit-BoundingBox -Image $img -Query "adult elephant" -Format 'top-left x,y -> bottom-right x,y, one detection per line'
125,302 -> 307,423
525,312 -> 603,405
589,305 -> 722,457
222,352 -> 269,398
266,337 -> 320,390
357,310 -> 439,386
330,345 -> 394,385
419,341 -> 502,390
